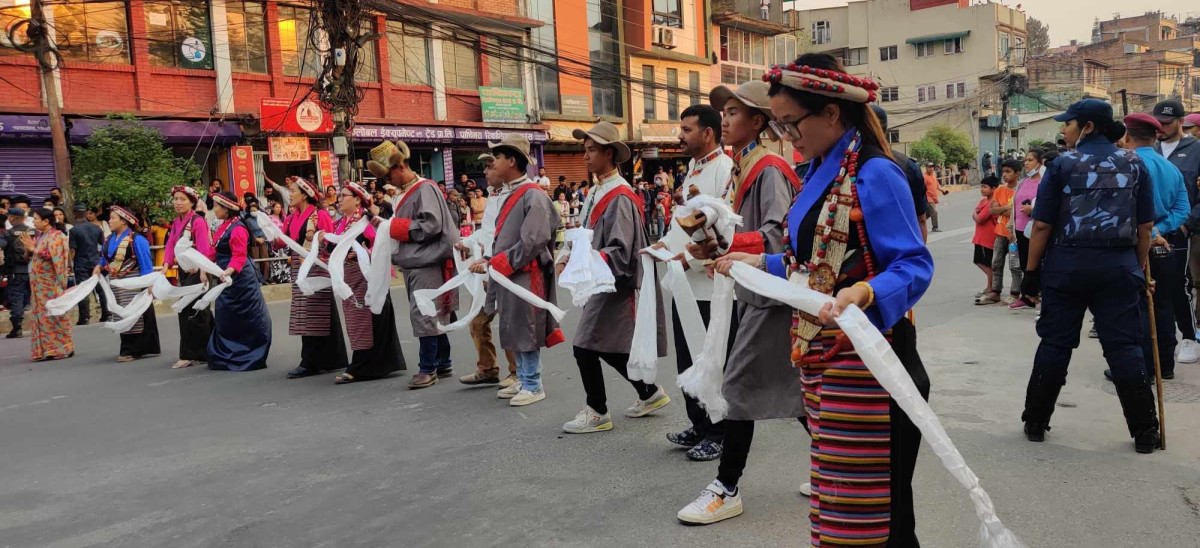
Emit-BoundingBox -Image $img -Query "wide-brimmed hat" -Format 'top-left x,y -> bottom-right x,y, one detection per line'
367,140 -> 411,179
477,153 -> 495,163
572,121 -> 631,164
709,81 -> 778,139
487,134 -> 536,168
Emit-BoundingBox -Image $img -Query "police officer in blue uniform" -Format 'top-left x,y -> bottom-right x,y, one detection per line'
1020,99 -> 1162,454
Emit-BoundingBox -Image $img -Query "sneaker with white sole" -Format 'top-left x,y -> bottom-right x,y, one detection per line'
798,482 -> 812,497
509,389 -> 546,407
562,406 -> 613,433
677,481 -> 743,525
499,372 -> 518,388
625,386 -> 671,418
498,382 -> 522,399
1178,339 -> 1200,364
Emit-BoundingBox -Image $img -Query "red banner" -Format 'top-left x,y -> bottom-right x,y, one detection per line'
260,97 -> 334,134
316,151 -> 335,188
229,145 -> 256,197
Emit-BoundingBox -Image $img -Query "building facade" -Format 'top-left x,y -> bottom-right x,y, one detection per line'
0,0 -> 549,199
1083,13 -> 1200,112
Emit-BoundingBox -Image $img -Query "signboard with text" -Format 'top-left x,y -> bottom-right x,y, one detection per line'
561,94 -> 590,117
268,136 -> 312,162
478,87 -> 527,124
260,97 -> 334,134
350,124 -> 548,143
316,151 -> 335,188
228,146 -> 256,196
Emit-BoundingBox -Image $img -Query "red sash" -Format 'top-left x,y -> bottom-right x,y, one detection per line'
733,155 -> 801,212
494,182 -> 540,236
394,179 -> 432,214
588,185 -> 644,227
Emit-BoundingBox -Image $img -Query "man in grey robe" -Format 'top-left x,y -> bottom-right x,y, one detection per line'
368,139 -> 461,389
469,135 -> 563,407
561,121 -> 669,435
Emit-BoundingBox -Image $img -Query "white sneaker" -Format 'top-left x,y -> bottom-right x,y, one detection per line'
625,386 -> 671,418
562,406 -> 613,434
509,389 -> 546,407
1178,339 -> 1200,364
677,481 -> 744,525
799,482 -> 812,497
498,382 -> 522,399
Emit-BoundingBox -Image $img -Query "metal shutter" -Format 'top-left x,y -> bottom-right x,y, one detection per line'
541,151 -> 590,191
0,146 -> 57,200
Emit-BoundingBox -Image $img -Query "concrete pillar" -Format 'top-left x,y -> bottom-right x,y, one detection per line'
209,0 -> 236,114
430,25 -> 448,121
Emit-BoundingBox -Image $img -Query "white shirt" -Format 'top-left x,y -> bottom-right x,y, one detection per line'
661,148 -> 735,301
464,177 -> 524,257
1161,139 -> 1181,159
5,217 -> 34,230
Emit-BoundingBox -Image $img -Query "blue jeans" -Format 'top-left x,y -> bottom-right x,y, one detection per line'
418,334 -> 452,374
514,350 -> 542,392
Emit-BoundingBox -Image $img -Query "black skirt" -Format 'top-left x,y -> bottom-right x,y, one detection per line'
176,270 -> 213,361
344,295 -> 406,379
298,297 -> 349,372
120,307 -> 161,358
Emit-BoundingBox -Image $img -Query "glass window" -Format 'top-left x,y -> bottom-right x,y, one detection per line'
751,35 -> 763,66
642,65 -> 656,121
225,0 -> 266,73
488,44 -> 522,88
587,0 -> 622,117
845,47 -> 867,66
811,20 -> 831,45
18,0 -> 130,64
916,41 -> 934,58
666,68 -> 678,121
880,45 -> 897,61
944,36 -> 964,54
0,1 -> 32,56
652,0 -> 681,28
719,27 -> 727,61
728,29 -> 742,62
720,64 -> 736,84
881,86 -> 898,102
529,0 -> 559,113
957,82 -> 966,97
688,70 -> 700,107
278,5 -> 323,78
355,18 -> 378,82
385,20 -> 429,85
144,0 -> 213,70
888,129 -> 900,144
442,31 -> 479,90
998,32 -> 1010,58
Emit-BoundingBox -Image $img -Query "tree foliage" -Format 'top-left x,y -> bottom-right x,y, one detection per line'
908,137 -> 945,167
923,125 -> 977,167
71,115 -> 200,224
1027,138 -> 1048,150
1027,18 -> 1050,56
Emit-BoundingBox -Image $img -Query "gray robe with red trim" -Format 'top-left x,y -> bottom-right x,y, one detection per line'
389,179 -> 460,338
572,185 -> 668,356
723,152 -> 806,421
487,181 -> 564,352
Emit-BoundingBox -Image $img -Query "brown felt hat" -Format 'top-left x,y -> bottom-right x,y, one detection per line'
572,121 -> 631,164
710,80 -> 779,140
487,133 -> 536,168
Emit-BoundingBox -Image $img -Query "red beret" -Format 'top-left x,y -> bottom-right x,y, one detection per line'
1123,112 -> 1162,132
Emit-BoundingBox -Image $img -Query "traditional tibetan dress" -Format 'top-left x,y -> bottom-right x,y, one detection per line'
206,217 -> 271,371
102,229 -> 160,358
164,211 -> 214,362
283,205 -> 347,371
333,208 -> 404,379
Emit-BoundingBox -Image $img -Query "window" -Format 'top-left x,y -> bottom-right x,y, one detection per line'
652,0 -> 682,28
488,44 -> 522,88
1012,36 -> 1025,64
385,20 -> 429,85
144,0 -> 212,69
916,41 -> 935,58
887,129 -> 900,144
721,64 -> 736,84
944,36 -> 964,54
751,34 -> 764,65
354,19 -> 378,83
880,86 -> 899,102
529,0 -> 560,113
944,82 -> 965,99
34,0 -> 131,64
998,32 -> 1010,58
956,82 -> 965,97
442,31 -> 479,90
643,65 -> 656,121
278,5 -> 323,78
811,20 -> 831,45
588,0 -> 622,117
880,45 -> 897,61
917,85 -> 935,102
845,47 -> 868,67
225,1 -> 266,73
768,34 -> 797,66
666,68 -> 679,121
688,71 -> 701,107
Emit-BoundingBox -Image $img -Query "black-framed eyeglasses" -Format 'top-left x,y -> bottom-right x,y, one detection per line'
769,112 -> 815,140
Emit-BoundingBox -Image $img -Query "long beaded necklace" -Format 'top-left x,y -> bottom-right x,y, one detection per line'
780,132 -> 879,363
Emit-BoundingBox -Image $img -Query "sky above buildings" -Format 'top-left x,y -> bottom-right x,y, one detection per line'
785,1 -> 1199,47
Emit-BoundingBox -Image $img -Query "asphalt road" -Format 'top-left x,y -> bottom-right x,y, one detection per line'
2,190 -> 1199,548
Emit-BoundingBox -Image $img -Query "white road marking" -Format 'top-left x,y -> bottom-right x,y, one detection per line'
925,226 -> 975,244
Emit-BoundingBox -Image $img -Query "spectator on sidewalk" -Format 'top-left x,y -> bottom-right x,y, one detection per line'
923,163 -> 943,232
981,152 -> 994,177
973,176 -> 1000,300
68,204 -> 108,325
978,159 -> 1023,305
535,167 -> 552,194
1,207 -> 33,337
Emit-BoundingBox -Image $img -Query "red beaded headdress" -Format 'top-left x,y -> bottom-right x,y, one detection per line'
288,176 -> 320,198
763,64 -> 880,104
344,181 -> 370,203
171,185 -> 200,203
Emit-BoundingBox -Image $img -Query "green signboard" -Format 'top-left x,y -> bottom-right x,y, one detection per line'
479,87 -> 527,124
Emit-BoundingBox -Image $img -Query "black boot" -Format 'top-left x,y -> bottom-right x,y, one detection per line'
6,323 -> 22,339
1113,380 -> 1160,454
1021,372 -> 1063,442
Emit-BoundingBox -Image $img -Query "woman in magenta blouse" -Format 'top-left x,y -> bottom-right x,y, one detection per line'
204,192 -> 271,371
164,185 -> 214,368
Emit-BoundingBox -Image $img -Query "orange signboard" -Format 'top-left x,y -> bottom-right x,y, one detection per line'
229,145 -> 256,196
316,151 -> 334,188
268,136 -> 311,162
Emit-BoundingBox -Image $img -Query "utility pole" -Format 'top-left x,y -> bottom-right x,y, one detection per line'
997,48 -> 1012,161
29,0 -> 74,208
1118,88 -> 1128,116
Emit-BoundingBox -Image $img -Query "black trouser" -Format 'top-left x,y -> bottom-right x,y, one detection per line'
73,267 -> 108,322
7,273 -> 29,328
672,301 -> 739,443
715,419 -> 754,488
1166,233 -> 1196,342
573,346 -> 659,415
1144,237 -> 1184,377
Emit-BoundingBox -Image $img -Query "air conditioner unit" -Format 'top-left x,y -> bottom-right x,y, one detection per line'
653,26 -> 677,49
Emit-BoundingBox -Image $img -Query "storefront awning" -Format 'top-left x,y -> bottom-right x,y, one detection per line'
69,119 -> 243,145
905,30 -> 970,45
351,124 -> 548,144
0,115 -> 56,142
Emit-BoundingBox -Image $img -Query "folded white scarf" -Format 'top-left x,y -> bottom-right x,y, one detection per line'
558,228 -> 615,306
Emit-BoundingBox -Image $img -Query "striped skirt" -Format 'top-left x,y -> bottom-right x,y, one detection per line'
112,285 -> 146,334
341,261 -> 373,351
799,320 -> 926,548
287,253 -> 334,337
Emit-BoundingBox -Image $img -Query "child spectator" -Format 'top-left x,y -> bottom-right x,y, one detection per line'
973,176 -> 1000,301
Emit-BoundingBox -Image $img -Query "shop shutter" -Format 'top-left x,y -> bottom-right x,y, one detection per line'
541,151 -> 590,190
0,146 -> 57,200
